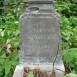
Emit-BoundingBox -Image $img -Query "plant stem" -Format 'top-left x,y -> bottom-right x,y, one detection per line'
53,42 -> 60,71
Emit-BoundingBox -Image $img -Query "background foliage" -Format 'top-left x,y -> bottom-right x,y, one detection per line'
54,0 -> 77,76
0,0 -> 77,77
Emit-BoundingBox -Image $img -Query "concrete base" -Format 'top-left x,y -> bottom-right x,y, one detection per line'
13,63 -> 65,77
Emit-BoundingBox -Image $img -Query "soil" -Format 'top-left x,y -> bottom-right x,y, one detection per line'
23,67 -> 56,77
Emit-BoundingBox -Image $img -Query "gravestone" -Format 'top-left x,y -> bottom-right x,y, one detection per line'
13,0 -> 65,77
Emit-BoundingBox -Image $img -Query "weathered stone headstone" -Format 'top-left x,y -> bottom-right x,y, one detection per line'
13,0 -> 65,77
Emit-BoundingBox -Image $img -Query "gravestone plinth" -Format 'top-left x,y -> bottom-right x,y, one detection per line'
13,0 -> 65,77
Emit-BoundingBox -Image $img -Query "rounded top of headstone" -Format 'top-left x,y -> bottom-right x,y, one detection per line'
28,0 -> 54,4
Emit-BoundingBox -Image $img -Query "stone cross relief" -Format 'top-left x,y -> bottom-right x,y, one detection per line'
13,0 -> 65,77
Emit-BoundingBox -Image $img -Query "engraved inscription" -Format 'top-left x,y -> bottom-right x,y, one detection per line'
22,18 -> 59,58
26,34 -> 57,40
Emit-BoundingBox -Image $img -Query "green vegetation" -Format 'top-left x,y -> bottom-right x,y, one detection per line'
0,0 -> 77,77
63,48 -> 77,72
0,7 -> 19,77
0,0 -> 25,77
64,73 -> 77,77
54,0 -> 77,76
54,0 -> 77,49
